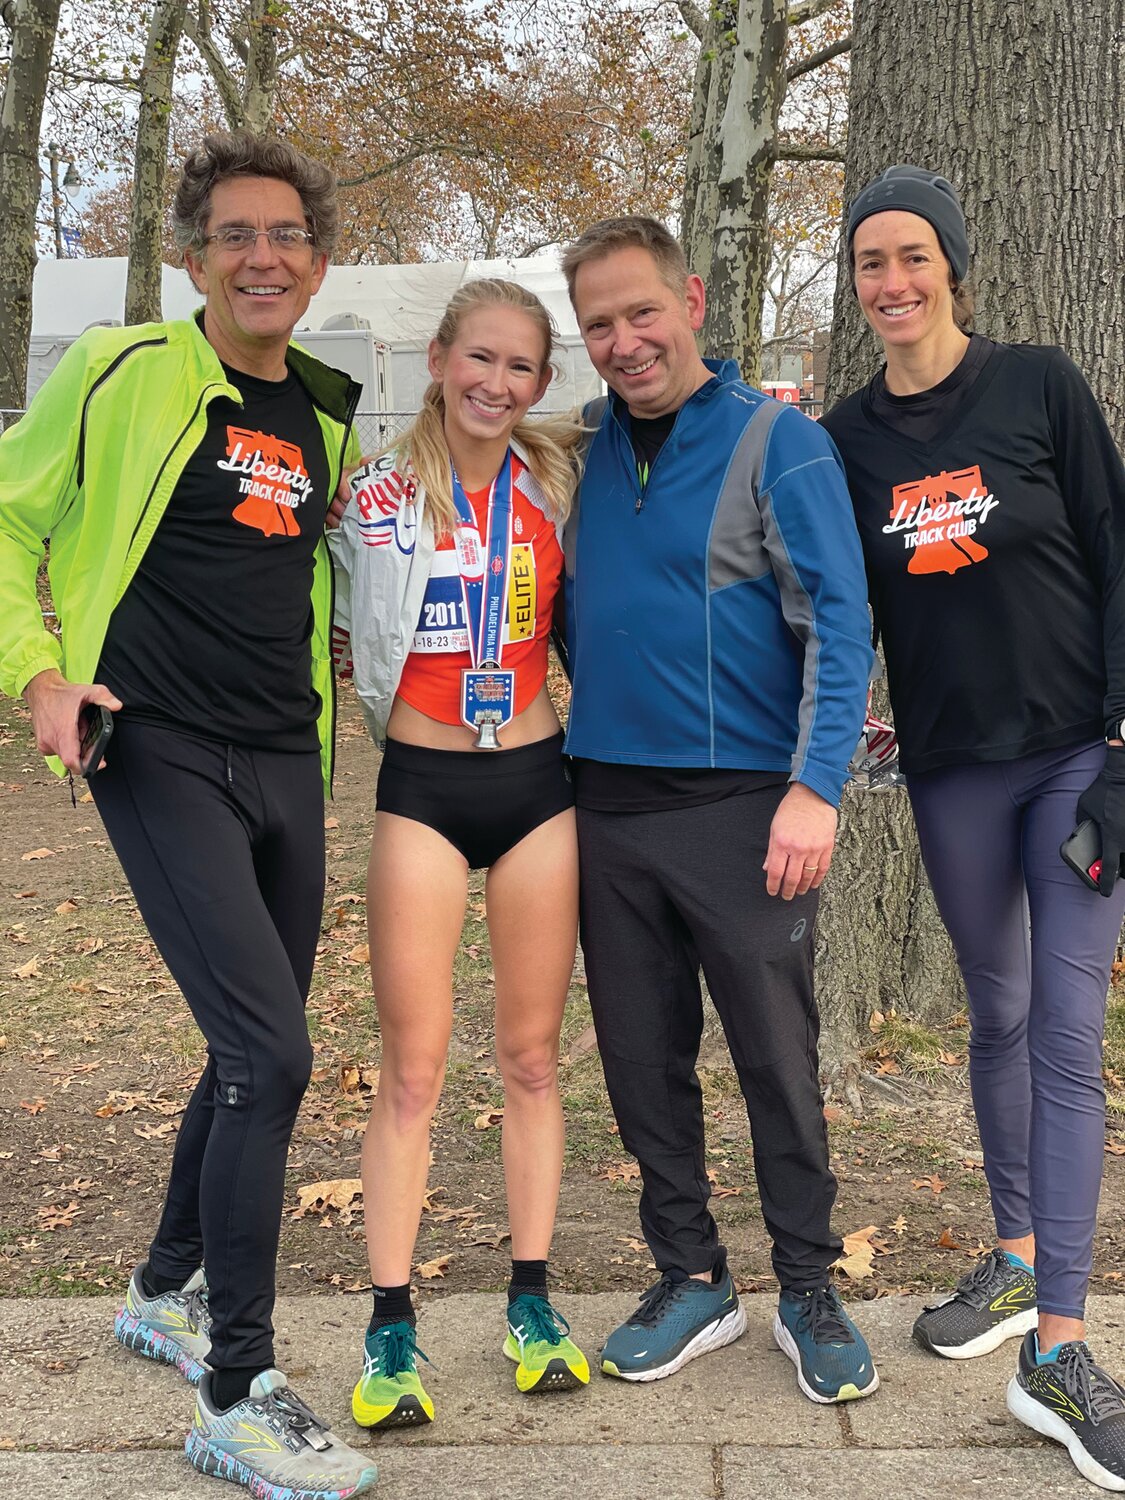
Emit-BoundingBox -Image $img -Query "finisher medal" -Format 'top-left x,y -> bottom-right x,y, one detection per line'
451,454 -> 515,749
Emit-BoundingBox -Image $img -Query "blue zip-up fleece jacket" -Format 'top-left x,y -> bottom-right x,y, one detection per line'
562,360 -> 873,807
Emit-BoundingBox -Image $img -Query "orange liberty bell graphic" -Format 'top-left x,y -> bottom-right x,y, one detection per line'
226,428 -> 308,538
890,465 -> 991,575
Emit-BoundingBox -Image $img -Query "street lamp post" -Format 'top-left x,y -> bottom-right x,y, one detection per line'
47,142 -> 82,258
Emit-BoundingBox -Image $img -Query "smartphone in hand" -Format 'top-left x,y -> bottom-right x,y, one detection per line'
79,705 -> 114,778
1060,819 -> 1103,891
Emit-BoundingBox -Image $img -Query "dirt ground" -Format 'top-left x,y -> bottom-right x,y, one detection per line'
5,682 -> 1125,1322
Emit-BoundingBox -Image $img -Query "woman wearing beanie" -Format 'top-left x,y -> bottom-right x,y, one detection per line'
822,165 -> 1125,1491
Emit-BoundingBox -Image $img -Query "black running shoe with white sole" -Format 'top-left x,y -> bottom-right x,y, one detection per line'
1006,1330 -> 1125,1492
913,1248 -> 1037,1359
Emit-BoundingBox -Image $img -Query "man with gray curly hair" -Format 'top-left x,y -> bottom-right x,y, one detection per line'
0,131 -> 376,1496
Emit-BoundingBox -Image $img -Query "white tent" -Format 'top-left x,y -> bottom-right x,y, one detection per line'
27,255 -> 601,410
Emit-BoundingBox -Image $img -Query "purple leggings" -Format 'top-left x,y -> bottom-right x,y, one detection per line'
907,738 -> 1125,1319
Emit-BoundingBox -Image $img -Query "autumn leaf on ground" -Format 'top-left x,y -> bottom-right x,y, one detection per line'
891,1214 -> 908,1235
55,899 -> 79,915
937,1227 -> 970,1252
938,1051 -> 966,1066
13,958 -> 40,980
875,1057 -> 901,1075
474,1108 -> 504,1130
912,1174 -> 947,1195
20,1098 -> 46,1115
1106,1140 -> 1125,1156
416,1254 -> 452,1280
346,943 -> 369,964
134,1122 -> 176,1141
324,816 -> 340,829
339,1063 -> 378,1095
706,1168 -> 741,1199
292,1178 -> 363,1224
21,848 -> 54,861
94,1091 -> 148,1117
469,1227 -> 510,1249
868,1010 -> 885,1033
833,1224 -> 879,1280
616,1236 -> 649,1254
822,1104 -> 842,1123
601,1161 -> 641,1183
38,1200 -> 80,1230
76,936 -> 104,955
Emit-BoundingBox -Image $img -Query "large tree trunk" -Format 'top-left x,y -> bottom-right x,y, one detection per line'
817,0 -> 1125,1062
0,0 -> 62,409
681,0 -> 789,385
125,0 -> 186,327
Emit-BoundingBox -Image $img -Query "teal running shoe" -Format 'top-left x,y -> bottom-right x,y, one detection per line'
774,1285 -> 879,1403
352,1320 -> 434,1429
601,1263 -> 746,1381
187,1368 -> 378,1499
504,1294 -> 590,1392
114,1263 -> 211,1384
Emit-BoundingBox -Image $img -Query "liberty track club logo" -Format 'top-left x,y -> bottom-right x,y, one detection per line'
219,427 -> 314,538
883,463 -> 999,575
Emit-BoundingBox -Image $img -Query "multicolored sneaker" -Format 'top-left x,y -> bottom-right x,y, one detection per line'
187,1368 -> 378,1499
503,1294 -> 590,1393
600,1263 -> 747,1382
352,1320 -> 434,1429
1007,1331 -> 1125,1492
114,1263 -> 211,1384
774,1285 -> 879,1403
913,1248 -> 1037,1359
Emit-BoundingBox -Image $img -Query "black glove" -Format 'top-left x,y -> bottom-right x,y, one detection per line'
1076,745 -> 1125,897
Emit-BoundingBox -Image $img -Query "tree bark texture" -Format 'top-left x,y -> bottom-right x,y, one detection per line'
125,0 -> 186,327
0,0 -> 62,409
817,0 -> 1125,1058
681,0 -> 789,384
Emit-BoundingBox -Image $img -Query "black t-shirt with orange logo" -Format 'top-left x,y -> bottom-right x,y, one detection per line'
822,340 -> 1125,774
98,362 -> 330,750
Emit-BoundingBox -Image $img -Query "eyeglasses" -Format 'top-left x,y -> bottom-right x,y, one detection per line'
203,226 -> 315,252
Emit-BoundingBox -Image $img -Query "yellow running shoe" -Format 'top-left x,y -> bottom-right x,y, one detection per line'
352,1321 -> 434,1430
504,1294 -> 590,1393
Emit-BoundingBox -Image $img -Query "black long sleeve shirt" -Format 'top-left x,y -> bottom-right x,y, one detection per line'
822,339 -> 1125,773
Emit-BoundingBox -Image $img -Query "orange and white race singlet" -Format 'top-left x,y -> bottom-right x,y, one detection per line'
395,456 -> 562,725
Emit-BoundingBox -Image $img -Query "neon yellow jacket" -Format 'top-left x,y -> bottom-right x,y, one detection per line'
0,314 -> 360,789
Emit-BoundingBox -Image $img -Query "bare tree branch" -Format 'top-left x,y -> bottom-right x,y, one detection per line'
675,0 -> 706,40
776,140 -> 845,162
184,0 -> 242,126
787,33 -> 850,81
788,0 -> 841,25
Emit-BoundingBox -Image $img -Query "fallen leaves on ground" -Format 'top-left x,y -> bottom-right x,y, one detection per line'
1106,1140 -> 1125,1156
601,1161 -> 641,1183
416,1254 -> 452,1279
291,1178 -> 363,1224
12,958 -> 40,980
891,1214 -> 907,1235
338,1063 -> 379,1095
21,848 -> 53,861
834,1224 -> 881,1280
474,1108 -> 504,1130
912,1174 -> 947,1195
20,1098 -> 46,1114
38,1200 -> 80,1230
706,1168 -> 741,1198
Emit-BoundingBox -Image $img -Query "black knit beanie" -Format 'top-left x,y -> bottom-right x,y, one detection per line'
846,165 -> 970,282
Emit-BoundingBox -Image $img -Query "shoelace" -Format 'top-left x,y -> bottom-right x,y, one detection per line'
630,1274 -> 687,1328
792,1286 -> 855,1345
256,1384 -> 334,1453
944,1249 -> 1012,1310
367,1323 -> 432,1378
511,1295 -> 569,1347
1058,1344 -> 1125,1427
181,1285 -> 211,1333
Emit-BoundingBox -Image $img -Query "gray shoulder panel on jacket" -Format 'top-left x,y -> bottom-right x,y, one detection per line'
708,399 -> 784,592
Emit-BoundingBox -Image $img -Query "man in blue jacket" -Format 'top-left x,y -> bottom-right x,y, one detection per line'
561,217 -> 878,1403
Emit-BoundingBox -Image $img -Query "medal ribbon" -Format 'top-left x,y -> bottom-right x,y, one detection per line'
450,452 -> 513,668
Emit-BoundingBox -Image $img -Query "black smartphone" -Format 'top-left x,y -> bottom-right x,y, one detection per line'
79,704 -> 114,778
1060,818 -> 1102,891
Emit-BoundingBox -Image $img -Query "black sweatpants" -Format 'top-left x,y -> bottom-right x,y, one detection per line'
90,719 -> 324,1370
577,785 -> 841,1289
